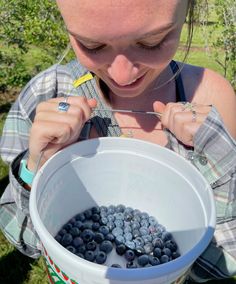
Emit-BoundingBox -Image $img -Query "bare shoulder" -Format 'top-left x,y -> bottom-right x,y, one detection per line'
179,62 -> 236,138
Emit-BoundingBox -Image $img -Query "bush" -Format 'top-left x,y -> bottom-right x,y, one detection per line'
0,0 -> 69,91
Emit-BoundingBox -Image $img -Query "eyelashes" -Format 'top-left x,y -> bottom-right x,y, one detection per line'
76,40 -> 164,55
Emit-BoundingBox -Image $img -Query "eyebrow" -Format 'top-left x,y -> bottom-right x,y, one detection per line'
67,22 -> 176,44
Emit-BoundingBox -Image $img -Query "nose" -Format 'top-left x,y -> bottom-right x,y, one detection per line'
107,54 -> 138,86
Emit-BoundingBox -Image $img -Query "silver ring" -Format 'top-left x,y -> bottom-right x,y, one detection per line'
182,102 -> 194,111
58,97 -> 70,112
192,110 -> 197,122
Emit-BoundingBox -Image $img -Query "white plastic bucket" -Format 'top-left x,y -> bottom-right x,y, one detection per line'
30,137 -> 216,284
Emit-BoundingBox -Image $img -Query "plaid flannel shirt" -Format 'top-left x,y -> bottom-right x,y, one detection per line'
0,61 -> 236,281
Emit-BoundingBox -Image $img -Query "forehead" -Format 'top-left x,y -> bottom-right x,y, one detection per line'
57,0 -> 187,41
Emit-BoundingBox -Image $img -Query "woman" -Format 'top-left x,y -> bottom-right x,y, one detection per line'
0,0 -> 236,282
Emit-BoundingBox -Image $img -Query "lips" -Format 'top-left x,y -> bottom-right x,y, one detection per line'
108,73 -> 146,91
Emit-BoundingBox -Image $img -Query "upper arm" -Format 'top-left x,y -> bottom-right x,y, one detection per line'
182,64 -> 236,139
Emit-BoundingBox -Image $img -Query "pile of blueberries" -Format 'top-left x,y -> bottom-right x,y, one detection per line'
55,205 -> 180,268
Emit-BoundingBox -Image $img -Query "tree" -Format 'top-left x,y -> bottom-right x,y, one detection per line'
213,0 -> 236,90
0,0 -> 68,91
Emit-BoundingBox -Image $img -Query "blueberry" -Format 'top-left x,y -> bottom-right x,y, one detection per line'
115,212 -> 124,220
66,245 -> 76,254
63,223 -> 73,231
140,219 -> 149,228
153,247 -> 162,258
124,249 -> 135,262
115,235 -> 125,245
99,240 -> 113,254
124,213 -> 133,222
106,221 -> 115,231
131,221 -> 140,230
133,209 -> 141,216
137,254 -> 149,267
124,226 -> 132,234
149,255 -> 160,266
111,264 -> 122,268
148,216 -> 157,225
162,248 -> 172,257
143,243 -> 153,254
86,241 -> 97,251
124,232 -> 133,242
126,261 -> 138,268
134,246 -> 145,256
92,214 -> 100,222
105,233 -> 115,242
145,263 -> 152,267
161,231 -> 172,242
61,233 -> 73,246
83,221 -> 93,230
132,229 -> 140,238
165,240 -> 178,252
125,241 -> 136,250
100,206 -> 108,213
81,229 -> 94,243
96,251 -> 107,264
114,219 -> 124,228
77,245 -> 86,254
172,251 -> 181,259
152,238 -> 164,249
58,228 -> 67,236
76,213 -> 86,222
100,217 -> 108,225
94,232 -> 105,244
99,225 -> 110,236
139,227 -> 149,236
55,234 -> 62,243
133,215 -> 141,223
160,254 -> 169,263
92,222 -> 100,231
74,220 -> 84,230
107,214 -> 115,222
142,235 -> 152,244
72,237 -> 84,248
116,243 -> 127,256
84,250 -> 96,262
69,227 -> 80,237
91,206 -> 100,214
107,205 -> 116,214
112,227 -> 123,237
134,237 -> 144,247
69,217 -> 76,225
140,212 -> 149,219
84,209 -> 92,219
75,252 -> 84,259
116,204 -> 126,213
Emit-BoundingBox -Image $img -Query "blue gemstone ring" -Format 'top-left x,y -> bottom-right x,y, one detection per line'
58,99 -> 70,112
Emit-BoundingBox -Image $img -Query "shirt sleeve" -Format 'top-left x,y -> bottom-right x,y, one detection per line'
166,106 -> 236,280
0,64 -> 61,258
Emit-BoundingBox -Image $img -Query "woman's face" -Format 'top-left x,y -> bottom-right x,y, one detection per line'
57,0 -> 188,99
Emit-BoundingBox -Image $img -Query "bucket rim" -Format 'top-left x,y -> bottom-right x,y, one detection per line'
29,137 -> 216,281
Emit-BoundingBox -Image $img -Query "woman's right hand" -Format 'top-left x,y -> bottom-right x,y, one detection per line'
27,96 -> 97,172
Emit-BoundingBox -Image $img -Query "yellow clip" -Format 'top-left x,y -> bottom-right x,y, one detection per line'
73,73 -> 94,88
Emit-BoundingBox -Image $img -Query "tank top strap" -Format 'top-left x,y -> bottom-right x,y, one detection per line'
169,60 -> 187,102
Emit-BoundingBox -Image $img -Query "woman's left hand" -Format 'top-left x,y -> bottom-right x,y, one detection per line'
153,101 -> 212,146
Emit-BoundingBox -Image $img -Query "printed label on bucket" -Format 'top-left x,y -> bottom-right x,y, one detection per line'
43,246 -> 189,284
44,247 -> 78,284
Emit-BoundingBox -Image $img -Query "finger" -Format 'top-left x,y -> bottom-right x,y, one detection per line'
34,111 -> 84,132
181,122 -> 202,146
153,101 -> 166,114
30,121 -> 72,147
